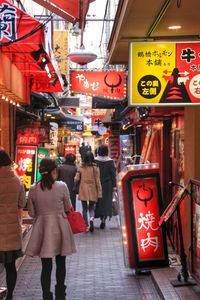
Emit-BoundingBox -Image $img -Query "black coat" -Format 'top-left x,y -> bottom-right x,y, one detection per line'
95,158 -> 116,218
57,164 -> 77,209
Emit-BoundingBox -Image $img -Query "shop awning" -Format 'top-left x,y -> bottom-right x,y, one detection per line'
33,0 -> 79,22
33,0 -> 92,29
0,0 -> 63,93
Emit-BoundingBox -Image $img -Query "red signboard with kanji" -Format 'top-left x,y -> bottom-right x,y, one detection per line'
131,177 -> 165,261
64,145 -> 76,156
119,166 -> 168,269
70,70 -> 126,99
15,145 -> 37,191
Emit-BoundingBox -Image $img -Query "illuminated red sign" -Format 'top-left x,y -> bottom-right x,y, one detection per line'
70,71 -> 126,99
16,132 -> 39,145
109,136 -> 119,160
131,177 -> 165,261
64,145 -> 76,156
15,145 -> 37,191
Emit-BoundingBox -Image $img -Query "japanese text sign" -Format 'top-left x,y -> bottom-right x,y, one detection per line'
64,145 -> 76,156
17,126 -> 49,144
129,42 -> 200,105
70,70 -> 126,99
0,0 -> 44,45
15,145 -> 37,191
65,116 -> 83,132
16,132 -> 39,145
131,177 -> 165,261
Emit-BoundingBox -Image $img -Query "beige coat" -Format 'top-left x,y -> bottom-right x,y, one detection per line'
0,166 -> 26,251
25,181 -> 76,258
74,163 -> 102,202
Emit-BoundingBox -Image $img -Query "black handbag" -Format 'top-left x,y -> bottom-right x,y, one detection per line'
73,180 -> 80,194
73,171 -> 81,194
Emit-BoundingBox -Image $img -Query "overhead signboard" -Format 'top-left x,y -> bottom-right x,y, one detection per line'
61,115 -> 84,132
129,42 -> 200,106
70,70 -> 126,100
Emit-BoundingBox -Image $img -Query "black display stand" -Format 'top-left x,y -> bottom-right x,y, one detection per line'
160,183 -> 197,287
171,204 -> 196,287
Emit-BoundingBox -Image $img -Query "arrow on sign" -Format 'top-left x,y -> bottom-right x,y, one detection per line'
178,71 -> 189,76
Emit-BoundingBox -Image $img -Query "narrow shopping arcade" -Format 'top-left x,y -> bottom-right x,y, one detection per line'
1,1 -> 200,300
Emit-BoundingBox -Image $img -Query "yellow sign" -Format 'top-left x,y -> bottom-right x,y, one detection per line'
54,30 -> 69,75
129,43 -> 176,105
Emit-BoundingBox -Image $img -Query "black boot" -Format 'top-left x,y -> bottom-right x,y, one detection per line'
55,285 -> 66,300
43,291 -> 53,300
5,295 -> 13,300
100,217 -> 106,229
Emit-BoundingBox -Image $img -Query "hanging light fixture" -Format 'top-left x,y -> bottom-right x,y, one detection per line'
68,11 -> 97,66
68,45 -> 97,65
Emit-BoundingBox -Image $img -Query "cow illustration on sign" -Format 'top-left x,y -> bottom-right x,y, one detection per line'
136,183 -> 153,206
104,73 -> 122,93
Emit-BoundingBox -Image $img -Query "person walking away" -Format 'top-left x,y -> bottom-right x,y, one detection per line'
57,153 -> 77,209
0,149 -> 26,300
79,142 -> 92,161
25,158 -> 76,300
95,144 -> 117,229
74,151 -> 102,232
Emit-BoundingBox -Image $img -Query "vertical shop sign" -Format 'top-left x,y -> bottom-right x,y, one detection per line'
44,122 -> 58,148
36,148 -> 49,181
109,136 -> 119,160
15,145 -> 37,191
129,42 -> 200,105
131,176 -> 166,261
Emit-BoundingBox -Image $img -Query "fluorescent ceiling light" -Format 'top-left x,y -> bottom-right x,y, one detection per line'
168,25 -> 182,30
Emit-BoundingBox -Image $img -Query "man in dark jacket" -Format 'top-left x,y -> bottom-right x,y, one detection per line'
79,142 -> 91,160
57,153 -> 77,209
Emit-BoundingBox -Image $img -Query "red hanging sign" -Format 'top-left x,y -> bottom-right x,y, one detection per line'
70,70 -> 126,99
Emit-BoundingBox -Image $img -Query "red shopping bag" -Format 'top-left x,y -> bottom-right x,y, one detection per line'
66,209 -> 86,234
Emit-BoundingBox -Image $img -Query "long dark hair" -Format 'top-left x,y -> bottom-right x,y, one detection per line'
97,144 -> 109,157
0,149 -> 12,167
64,153 -> 76,165
82,151 -> 95,166
39,158 -> 57,190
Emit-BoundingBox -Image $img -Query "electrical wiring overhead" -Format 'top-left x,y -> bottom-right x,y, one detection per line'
99,0 -> 109,48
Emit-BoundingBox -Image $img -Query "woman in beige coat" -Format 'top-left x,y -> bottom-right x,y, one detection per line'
0,149 -> 26,300
74,151 -> 102,232
25,158 -> 76,300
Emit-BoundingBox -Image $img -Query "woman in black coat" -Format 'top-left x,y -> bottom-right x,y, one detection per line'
95,145 -> 117,229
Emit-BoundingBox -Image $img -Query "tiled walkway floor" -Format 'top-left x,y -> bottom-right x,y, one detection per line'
0,216 -> 161,300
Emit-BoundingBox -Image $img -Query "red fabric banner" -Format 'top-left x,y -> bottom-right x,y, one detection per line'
0,0 -> 63,93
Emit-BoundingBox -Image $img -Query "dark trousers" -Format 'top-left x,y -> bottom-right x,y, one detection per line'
81,201 -> 95,226
41,255 -> 66,295
4,261 -> 17,298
